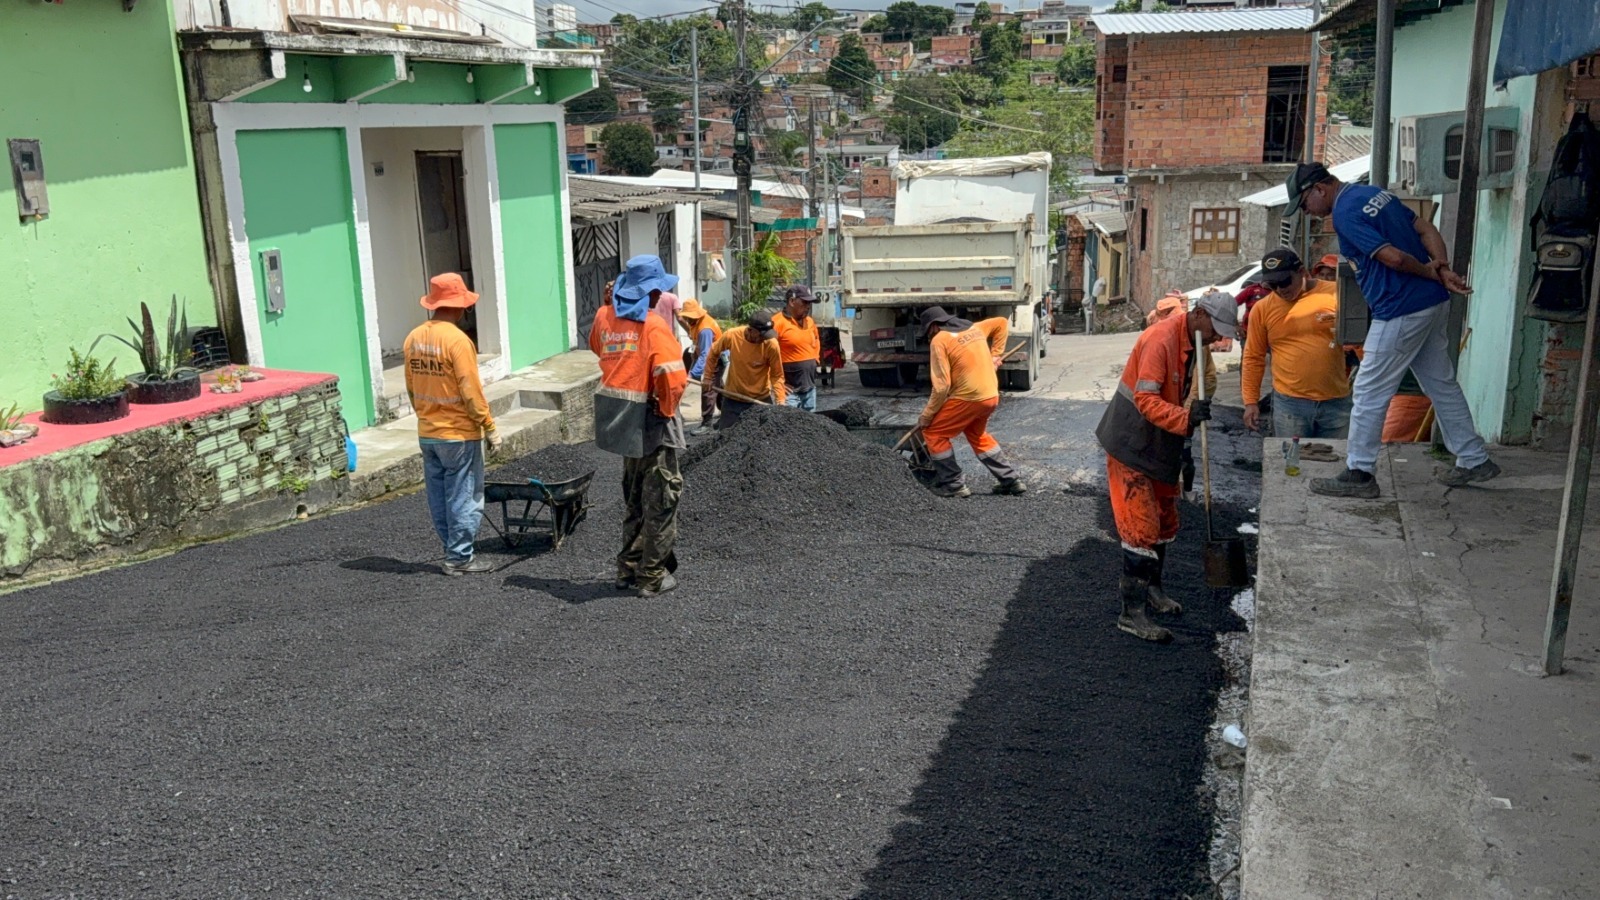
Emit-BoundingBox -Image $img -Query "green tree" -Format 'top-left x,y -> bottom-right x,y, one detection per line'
739,232 -> 800,318
1055,41 -> 1096,87
1107,0 -> 1170,11
646,86 -> 686,132
600,123 -> 657,176
791,2 -> 835,31
946,82 -> 1093,196
973,1 -> 992,26
1326,38 -> 1375,126
861,14 -> 888,33
766,129 -> 808,166
883,2 -> 955,42
565,75 -> 618,123
945,70 -> 1002,108
886,75 -> 961,152
827,32 -> 877,99
977,20 -> 1024,81
612,14 -> 755,86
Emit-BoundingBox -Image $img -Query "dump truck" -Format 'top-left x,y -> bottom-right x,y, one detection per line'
840,152 -> 1052,390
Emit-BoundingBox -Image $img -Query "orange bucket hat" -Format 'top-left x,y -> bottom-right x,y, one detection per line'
420,273 -> 479,310
679,298 -> 708,321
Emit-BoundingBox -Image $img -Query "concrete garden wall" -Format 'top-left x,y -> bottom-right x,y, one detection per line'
0,378 -> 348,585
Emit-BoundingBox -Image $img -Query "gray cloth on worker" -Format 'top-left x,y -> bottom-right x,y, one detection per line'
718,398 -> 757,431
782,361 -> 816,393
931,454 -> 965,491
618,445 -> 681,591
977,449 -> 1019,484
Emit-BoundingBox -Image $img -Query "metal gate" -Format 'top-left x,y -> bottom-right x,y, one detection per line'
573,220 -> 621,333
656,211 -> 675,274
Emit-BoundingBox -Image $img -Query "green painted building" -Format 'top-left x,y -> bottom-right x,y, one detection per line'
1,0 -> 216,413
181,31 -> 602,430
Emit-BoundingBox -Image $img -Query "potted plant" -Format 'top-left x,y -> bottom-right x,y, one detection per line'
102,296 -> 200,404
0,403 -> 39,447
42,347 -> 129,425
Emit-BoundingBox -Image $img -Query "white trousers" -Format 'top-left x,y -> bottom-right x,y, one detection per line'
1347,301 -> 1489,473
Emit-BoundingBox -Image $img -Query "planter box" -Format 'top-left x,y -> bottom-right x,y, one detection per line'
127,371 -> 202,405
40,390 -> 129,426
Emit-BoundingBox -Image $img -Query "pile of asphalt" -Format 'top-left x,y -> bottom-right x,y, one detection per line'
679,405 -> 947,535
830,399 -> 875,427
505,441 -> 595,484
0,417 -> 1249,897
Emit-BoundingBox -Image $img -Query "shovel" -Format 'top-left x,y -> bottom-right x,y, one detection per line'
1195,331 -> 1249,588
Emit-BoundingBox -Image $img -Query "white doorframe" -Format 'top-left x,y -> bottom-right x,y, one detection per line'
211,101 -> 573,415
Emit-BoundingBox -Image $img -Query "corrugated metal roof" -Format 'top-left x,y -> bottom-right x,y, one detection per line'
1239,154 -> 1369,207
700,199 -> 783,225
1079,208 -> 1128,237
1092,7 -> 1316,35
568,176 -> 708,221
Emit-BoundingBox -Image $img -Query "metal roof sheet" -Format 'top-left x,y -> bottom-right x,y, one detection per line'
567,176 -> 709,220
1239,154 -> 1370,207
1091,7 -> 1316,35
700,200 -> 784,225
1079,208 -> 1128,236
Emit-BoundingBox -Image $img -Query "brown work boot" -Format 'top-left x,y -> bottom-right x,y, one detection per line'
1147,544 -> 1182,616
1117,576 -> 1173,643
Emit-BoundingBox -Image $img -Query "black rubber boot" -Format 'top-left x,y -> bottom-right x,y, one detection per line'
1147,543 -> 1182,616
1117,551 -> 1173,643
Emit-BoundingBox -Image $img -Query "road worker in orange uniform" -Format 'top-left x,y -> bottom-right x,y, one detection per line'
1095,291 -> 1238,642
589,255 -> 689,597
704,310 -> 786,431
915,306 -> 1026,498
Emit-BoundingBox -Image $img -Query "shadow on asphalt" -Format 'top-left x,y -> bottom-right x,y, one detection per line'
855,495 -> 1251,900
502,575 -> 625,604
339,556 -> 441,576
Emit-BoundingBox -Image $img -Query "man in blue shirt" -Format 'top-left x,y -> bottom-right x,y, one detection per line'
1285,161 -> 1499,498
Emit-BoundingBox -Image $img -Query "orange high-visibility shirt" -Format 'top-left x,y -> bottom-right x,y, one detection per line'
403,319 -> 495,441
1241,279 -> 1349,406
705,326 -> 786,405
772,312 -> 820,364
921,317 -> 1007,422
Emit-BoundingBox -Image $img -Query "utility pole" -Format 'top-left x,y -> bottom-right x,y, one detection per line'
1305,0 -> 1322,163
732,0 -> 754,309
691,25 -> 701,191
1370,0 -> 1396,188
807,98 -> 818,286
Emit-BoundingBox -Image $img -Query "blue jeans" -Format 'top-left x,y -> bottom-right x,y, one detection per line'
421,440 -> 485,563
1348,301 -> 1489,473
1271,393 -> 1352,440
785,387 -> 817,412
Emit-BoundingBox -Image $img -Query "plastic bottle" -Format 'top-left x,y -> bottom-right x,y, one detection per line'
1284,436 -> 1301,477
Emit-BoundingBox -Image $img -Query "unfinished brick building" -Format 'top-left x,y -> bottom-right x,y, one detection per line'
1092,7 -> 1325,308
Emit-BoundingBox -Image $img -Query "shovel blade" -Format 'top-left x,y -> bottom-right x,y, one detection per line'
1204,539 -> 1249,588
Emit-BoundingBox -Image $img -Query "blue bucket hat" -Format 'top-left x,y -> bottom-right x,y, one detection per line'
613,255 -> 680,302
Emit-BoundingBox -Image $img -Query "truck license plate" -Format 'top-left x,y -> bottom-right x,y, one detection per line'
876,339 -> 906,348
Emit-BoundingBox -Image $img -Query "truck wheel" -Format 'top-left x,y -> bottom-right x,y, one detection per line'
897,363 -> 921,386
1003,368 -> 1034,391
859,366 -> 905,389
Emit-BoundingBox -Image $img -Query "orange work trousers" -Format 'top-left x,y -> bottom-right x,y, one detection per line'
1106,453 -> 1180,555
924,396 -> 1000,458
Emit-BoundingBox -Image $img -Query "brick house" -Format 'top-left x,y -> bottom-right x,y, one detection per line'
931,34 -> 976,69
861,166 -> 894,199
1093,6 -> 1324,307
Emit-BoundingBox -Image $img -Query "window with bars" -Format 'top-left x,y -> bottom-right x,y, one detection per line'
1191,208 -> 1240,256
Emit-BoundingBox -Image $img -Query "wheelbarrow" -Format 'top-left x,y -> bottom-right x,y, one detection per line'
482,470 -> 595,550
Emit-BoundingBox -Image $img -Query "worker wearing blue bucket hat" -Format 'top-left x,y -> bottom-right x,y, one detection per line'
612,255 -> 681,324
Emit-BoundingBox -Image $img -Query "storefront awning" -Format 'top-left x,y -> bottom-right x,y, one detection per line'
1493,0 -> 1600,83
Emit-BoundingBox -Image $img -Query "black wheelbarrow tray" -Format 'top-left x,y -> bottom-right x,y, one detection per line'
482,470 -> 595,550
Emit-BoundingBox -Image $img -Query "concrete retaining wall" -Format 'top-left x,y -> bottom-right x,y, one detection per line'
1,380 -> 349,584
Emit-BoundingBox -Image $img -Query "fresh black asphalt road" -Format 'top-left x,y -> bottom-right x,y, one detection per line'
0,395 -> 1256,899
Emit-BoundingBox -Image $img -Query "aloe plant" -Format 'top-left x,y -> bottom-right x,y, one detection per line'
99,295 -> 194,382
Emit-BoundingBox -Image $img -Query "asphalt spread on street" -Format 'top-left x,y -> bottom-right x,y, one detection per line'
1,403 -> 1252,898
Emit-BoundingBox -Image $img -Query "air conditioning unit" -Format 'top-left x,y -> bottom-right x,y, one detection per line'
1396,107 -> 1520,195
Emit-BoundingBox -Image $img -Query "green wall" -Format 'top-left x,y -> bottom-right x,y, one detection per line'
495,123 -> 571,367
1391,0 -> 1542,444
236,129 -> 374,430
0,0 -> 215,412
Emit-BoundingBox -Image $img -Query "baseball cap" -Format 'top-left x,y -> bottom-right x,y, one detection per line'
1284,161 -> 1332,216
1317,253 -> 1341,271
747,310 -> 778,340
784,285 -> 816,304
1194,290 -> 1239,340
1259,247 -> 1304,288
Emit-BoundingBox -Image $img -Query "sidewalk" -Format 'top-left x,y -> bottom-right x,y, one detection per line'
1244,443 -> 1600,898
349,349 -> 599,500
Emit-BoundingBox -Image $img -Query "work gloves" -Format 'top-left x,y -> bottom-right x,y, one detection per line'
485,427 -> 504,452
1187,399 -> 1212,431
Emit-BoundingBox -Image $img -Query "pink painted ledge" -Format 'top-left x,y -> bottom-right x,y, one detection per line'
0,368 -> 338,469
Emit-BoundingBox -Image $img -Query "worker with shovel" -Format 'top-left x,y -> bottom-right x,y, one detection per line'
915,306 -> 1027,498
1096,292 -> 1238,642
590,255 -> 689,597
702,309 -> 786,431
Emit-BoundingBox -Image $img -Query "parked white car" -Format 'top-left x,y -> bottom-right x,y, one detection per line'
1183,262 -> 1263,302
